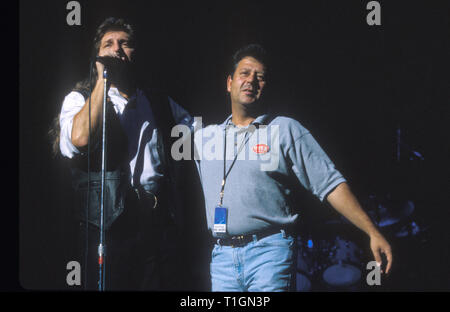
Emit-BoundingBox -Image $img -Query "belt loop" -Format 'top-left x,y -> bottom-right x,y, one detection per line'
216,238 -> 221,247
281,229 -> 286,238
252,234 -> 258,243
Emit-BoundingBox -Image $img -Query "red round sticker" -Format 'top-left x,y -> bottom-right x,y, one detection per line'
252,144 -> 270,154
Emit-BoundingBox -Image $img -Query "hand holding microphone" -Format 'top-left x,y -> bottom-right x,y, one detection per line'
95,54 -> 129,82
96,55 -> 128,68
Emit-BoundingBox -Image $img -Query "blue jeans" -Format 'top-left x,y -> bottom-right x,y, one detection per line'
210,230 -> 296,292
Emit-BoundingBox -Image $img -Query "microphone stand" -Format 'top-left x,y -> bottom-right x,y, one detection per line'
98,68 -> 108,291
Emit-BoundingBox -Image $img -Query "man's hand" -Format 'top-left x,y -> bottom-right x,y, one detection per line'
327,183 -> 393,274
95,59 -> 106,81
369,231 -> 392,274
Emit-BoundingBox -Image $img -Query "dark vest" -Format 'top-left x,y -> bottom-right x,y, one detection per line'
69,86 -> 179,230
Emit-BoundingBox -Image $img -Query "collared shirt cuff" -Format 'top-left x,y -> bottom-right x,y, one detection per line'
59,117 -> 80,159
319,177 -> 347,202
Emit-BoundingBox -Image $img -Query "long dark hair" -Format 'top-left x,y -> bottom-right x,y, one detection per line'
49,17 -> 136,157
74,17 -> 136,96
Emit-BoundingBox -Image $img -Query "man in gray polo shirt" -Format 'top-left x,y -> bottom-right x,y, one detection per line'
193,44 -> 392,291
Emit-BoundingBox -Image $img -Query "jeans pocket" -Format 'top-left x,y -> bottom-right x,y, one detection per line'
257,232 -> 295,247
211,244 -> 218,258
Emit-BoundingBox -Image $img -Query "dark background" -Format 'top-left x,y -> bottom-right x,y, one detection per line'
19,0 -> 450,291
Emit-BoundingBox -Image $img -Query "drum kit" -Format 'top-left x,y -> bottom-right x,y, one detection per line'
295,195 -> 427,291
296,231 -> 364,291
295,126 -> 430,291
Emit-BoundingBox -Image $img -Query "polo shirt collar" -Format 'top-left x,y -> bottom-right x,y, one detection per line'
222,114 -> 270,127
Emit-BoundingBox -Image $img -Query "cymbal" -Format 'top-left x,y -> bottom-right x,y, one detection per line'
369,200 -> 415,227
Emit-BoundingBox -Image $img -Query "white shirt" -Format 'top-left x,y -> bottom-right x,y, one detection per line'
59,87 -> 193,191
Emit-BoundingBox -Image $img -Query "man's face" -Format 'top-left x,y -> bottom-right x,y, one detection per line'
98,31 -> 134,62
227,56 -> 266,108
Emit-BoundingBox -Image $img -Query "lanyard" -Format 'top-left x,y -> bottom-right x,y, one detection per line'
218,124 -> 255,206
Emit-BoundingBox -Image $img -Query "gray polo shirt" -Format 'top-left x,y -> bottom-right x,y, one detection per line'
194,114 -> 346,237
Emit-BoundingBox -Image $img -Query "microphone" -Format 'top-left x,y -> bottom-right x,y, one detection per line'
95,56 -> 128,69
95,56 -> 124,67
95,56 -> 134,84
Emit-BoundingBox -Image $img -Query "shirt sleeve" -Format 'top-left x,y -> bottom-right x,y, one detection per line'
59,91 -> 85,158
288,132 -> 347,202
168,96 -> 197,130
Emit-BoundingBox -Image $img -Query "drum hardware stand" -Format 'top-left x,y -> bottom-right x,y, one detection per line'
396,125 -> 424,162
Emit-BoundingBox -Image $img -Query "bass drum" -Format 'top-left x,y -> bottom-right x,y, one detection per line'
321,236 -> 363,289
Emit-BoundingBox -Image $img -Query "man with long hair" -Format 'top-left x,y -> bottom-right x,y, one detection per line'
56,17 -> 194,290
